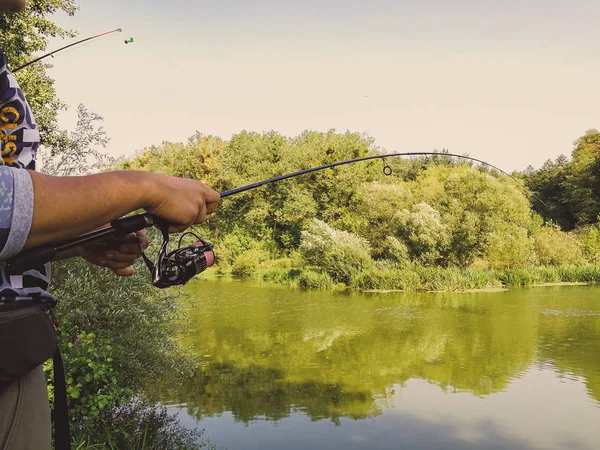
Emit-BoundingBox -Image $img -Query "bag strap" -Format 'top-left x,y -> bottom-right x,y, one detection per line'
52,347 -> 71,450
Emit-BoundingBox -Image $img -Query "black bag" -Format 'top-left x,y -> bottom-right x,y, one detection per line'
0,303 -> 58,392
0,302 -> 71,449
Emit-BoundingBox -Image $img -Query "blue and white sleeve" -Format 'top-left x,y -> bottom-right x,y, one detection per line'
0,166 -> 34,260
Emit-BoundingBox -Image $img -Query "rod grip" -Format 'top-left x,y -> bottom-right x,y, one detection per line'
6,245 -> 57,273
111,213 -> 155,236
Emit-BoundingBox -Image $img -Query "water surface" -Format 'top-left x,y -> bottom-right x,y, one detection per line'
159,280 -> 600,450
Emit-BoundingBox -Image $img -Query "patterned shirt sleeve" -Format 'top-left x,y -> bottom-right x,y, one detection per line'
0,165 -> 33,260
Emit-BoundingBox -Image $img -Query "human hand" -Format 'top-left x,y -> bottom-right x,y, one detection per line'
143,174 -> 220,233
78,231 -> 149,277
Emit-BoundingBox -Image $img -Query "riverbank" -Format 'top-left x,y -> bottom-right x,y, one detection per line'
211,263 -> 600,292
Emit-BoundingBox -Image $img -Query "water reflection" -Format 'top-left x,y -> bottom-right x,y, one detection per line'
156,281 -> 600,449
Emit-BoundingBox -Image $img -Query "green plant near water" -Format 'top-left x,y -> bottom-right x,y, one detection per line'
48,255 -> 208,448
70,401 -> 216,450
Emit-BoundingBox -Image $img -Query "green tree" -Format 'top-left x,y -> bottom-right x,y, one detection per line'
565,129 -> 600,225
0,1 -> 78,152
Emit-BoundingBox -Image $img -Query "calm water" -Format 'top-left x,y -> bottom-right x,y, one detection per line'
158,279 -> 600,450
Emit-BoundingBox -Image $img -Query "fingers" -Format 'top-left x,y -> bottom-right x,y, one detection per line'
205,189 -> 220,214
195,203 -> 207,225
111,266 -> 135,277
99,258 -> 137,270
117,232 -> 149,254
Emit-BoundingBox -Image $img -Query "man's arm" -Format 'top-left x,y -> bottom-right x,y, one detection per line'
25,170 -> 151,249
25,170 -> 219,250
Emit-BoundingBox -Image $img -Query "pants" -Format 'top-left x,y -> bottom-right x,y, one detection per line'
0,366 -> 51,449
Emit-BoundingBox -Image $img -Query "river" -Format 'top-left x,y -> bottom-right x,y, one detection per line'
157,279 -> 600,450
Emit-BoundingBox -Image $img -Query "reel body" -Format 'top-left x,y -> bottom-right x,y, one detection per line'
140,226 -> 215,289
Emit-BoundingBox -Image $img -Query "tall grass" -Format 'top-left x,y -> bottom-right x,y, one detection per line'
253,263 -> 600,292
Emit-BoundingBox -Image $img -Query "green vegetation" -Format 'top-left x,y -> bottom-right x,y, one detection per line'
0,6 -> 218,447
0,0 -> 77,153
520,129 -> 600,229
122,130 -> 600,292
5,5 -> 600,447
48,256 -> 214,449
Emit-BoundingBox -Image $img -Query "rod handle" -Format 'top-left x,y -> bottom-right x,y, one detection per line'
6,245 -> 57,273
111,213 -> 155,236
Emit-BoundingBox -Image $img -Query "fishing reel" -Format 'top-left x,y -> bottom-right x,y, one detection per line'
139,225 -> 215,289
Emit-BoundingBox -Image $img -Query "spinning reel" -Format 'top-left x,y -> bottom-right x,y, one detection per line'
140,225 -> 215,289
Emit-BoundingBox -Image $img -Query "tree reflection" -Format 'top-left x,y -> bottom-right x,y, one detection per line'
154,283 -> 600,423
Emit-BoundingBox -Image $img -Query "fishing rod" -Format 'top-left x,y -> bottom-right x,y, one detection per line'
12,28 -> 123,73
220,151 -> 517,198
7,151 -> 538,287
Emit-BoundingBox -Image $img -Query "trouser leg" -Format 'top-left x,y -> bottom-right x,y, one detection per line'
0,366 -> 51,450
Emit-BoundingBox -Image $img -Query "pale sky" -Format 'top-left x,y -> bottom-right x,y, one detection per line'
43,0 -> 600,172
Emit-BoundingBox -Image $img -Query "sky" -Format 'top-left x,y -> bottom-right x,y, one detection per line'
42,0 -> 600,172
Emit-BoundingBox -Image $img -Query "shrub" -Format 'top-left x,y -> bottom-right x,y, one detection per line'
299,219 -> 374,283
76,400 -> 214,450
535,225 -> 583,266
578,222 -> 600,264
297,270 -> 334,290
44,328 -> 132,429
232,249 -> 269,277
380,236 -> 411,264
215,227 -> 262,268
50,257 -> 194,392
486,226 -> 534,269
391,203 -> 450,265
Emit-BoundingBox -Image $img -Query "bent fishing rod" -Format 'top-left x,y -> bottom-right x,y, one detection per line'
12,28 -> 123,73
7,152 -> 538,287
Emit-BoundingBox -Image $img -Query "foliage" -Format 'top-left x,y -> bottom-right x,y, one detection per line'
50,256 -> 194,393
119,128 -> 600,290
297,270 -> 334,290
521,129 -> 600,229
577,220 -> 600,264
231,248 -> 269,277
485,226 -> 535,269
391,202 -> 450,265
534,225 -> 583,266
566,130 -> 600,225
299,219 -> 373,284
0,0 -> 77,151
119,133 -> 224,185
44,328 -> 132,430
39,104 -> 112,175
74,400 -> 213,450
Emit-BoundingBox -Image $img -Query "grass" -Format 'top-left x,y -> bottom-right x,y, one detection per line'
227,261 -> 600,293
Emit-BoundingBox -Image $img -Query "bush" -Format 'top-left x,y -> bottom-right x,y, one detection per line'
215,227 -> 263,269
232,249 -> 269,277
391,203 -> 450,265
76,400 -> 215,450
44,328 -> 132,430
50,257 -> 194,392
299,219 -> 374,283
297,270 -> 334,290
486,226 -> 535,269
380,236 -> 411,264
535,225 -> 583,266
578,222 -> 600,263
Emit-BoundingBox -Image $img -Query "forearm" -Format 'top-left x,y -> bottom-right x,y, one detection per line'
26,170 -> 152,249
